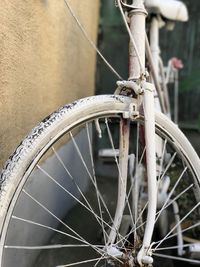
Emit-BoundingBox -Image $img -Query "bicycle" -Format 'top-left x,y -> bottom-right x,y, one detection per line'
0,0 -> 200,267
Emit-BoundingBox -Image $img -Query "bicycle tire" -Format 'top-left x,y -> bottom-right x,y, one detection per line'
0,95 -> 200,267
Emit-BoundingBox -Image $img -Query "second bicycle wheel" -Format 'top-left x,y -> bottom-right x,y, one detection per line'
0,95 -> 200,267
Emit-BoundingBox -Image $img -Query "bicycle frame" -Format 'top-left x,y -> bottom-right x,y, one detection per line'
150,15 -> 180,122
129,2 -> 157,264
112,0 -> 158,265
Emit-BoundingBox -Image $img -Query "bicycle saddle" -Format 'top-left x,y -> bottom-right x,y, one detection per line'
145,0 -> 188,22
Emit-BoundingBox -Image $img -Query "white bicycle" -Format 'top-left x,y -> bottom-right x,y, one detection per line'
0,1 -> 200,267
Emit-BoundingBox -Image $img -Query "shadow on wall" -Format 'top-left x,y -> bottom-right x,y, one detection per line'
3,128 -> 91,267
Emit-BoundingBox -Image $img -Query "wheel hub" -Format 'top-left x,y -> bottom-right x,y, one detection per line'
104,244 -> 153,267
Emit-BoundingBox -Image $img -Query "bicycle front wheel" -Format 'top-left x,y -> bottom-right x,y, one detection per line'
0,95 -> 200,267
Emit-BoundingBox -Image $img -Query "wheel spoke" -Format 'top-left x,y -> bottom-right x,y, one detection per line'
155,166 -> 188,222
164,183 -> 194,211
154,220 -> 200,245
51,145 -> 109,241
86,123 -> 107,245
70,131 -> 115,228
116,201 -> 148,246
36,162 -> 121,239
155,243 -> 196,251
5,244 -> 103,250
158,139 -> 167,178
36,164 -> 111,232
22,190 -> 104,256
105,119 -> 137,248
105,119 -> 135,232
155,201 -> 200,249
153,253 -> 200,264
11,215 -> 87,245
126,146 -> 146,200
159,152 -> 177,182
123,176 -> 195,247
56,256 -> 108,267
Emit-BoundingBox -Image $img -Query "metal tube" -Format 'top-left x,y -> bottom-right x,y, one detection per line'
143,87 -> 157,246
137,84 -> 157,265
145,35 -> 167,113
150,17 -> 160,78
107,118 -> 130,244
174,70 -> 179,124
129,4 -> 147,80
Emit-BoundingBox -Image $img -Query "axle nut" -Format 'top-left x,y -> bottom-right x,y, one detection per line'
142,255 -> 153,265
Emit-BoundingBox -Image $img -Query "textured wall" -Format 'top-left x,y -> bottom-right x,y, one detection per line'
0,0 -> 99,167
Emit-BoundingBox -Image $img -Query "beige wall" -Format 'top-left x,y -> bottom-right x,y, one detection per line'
0,0 -> 99,167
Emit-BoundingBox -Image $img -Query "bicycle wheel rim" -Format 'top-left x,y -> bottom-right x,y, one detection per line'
0,95 -> 200,267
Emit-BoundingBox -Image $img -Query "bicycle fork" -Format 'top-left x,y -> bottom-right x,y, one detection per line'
129,2 -> 157,264
107,1 -> 158,266
129,1 -> 157,264
137,83 -> 157,266
107,83 -> 157,266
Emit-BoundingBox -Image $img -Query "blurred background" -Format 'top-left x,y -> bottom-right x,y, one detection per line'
96,0 -> 200,154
